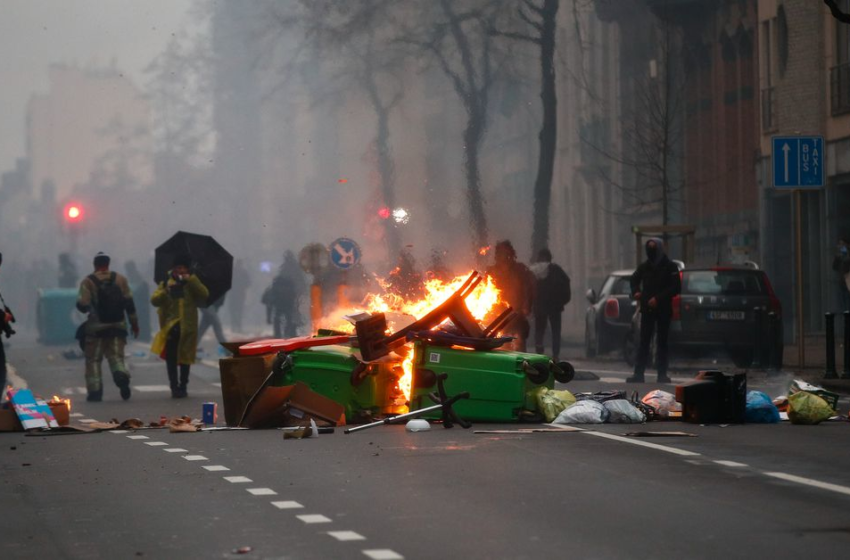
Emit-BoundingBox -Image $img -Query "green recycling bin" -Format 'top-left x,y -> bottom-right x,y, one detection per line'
36,288 -> 83,345
409,343 -> 555,422
281,345 -> 406,422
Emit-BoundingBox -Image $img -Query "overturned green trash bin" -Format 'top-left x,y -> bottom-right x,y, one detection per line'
36,288 -> 82,345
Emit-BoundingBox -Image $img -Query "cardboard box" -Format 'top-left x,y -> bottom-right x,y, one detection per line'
240,381 -> 346,429
219,352 -> 279,426
0,406 -> 23,432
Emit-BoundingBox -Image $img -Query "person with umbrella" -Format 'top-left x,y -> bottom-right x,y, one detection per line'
150,254 -> 209,398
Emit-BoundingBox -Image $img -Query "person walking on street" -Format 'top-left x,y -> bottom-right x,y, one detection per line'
198,295 -> 227,347
151,255 -> 209,398
58,253 -> 78,288
486,240 -> 534,352
263,274 -> 298,338
531,248 -> 571,361
76,252 -> 139,402
628,238 -> 681,384
832,236 -> 850,312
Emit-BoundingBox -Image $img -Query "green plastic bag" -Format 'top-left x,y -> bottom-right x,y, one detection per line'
787,391 -> 835,425
531,387 -> 577,423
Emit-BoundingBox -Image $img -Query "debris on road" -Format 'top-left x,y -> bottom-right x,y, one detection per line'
624,431 -> 697,438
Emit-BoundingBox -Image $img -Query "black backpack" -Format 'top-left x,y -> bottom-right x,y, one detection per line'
89,272 -> 125,323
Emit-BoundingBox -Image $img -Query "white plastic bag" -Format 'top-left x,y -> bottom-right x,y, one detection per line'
603,399 -> 646,423
641,390 -> 681,419
553,399 -> 609,424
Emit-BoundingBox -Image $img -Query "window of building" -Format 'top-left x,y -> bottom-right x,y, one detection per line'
760,19 -> 777,131
776,6 -> 788,77
832,0 -> 850,115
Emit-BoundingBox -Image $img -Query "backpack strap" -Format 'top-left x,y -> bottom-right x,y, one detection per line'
88,273 -> 101,287
109,272 -> 117,284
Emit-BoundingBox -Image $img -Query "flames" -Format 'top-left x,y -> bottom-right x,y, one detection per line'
50,395 -> 71,412
318,271 -> 503,405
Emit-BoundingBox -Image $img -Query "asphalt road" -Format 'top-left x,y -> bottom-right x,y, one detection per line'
3,337 -> 850,559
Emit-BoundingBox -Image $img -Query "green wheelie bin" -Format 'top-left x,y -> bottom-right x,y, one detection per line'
36,288 -> 82,345
408,342 -> 557,422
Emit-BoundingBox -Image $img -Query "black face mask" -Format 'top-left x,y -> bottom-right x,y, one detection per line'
646,246 -> 659,262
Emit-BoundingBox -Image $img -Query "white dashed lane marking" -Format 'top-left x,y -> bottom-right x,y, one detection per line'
79,418 -> 97,423
126,435 -> 149,440
271,501 -> 304,510
582,431 -> 701,457
297,514 -> 332,524
70,412 -> 84,418
134,384 -> 172,392
203,465 -> 230,472
110,430 -> 129,434
247,488 -> 277,496
164,448 -> 188,453
363,550 -> 404,560
329,531 -> 366,542
223,476 -> 252,483
764,472 -> 850,497
714,460 -> 748,468
144,442 -> 169,447
183,455 -> 208,461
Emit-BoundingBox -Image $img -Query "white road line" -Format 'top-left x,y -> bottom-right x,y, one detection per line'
164,448 -> 188,453
203,465 -> 230,472
296,514 -> 332,524
598,377 -> 625,384
271,501 -> 304,510
183,455 -> 208,461
144,442 -> 169,447
583,431 -> 701,457
134,385 -> 172,392
763,472 -> 850,497
714,460 -> 748,468
110,430 -> 129,434
79,418 -> 97,423
126,435 -> 149,440
61,388 -> 75,395
70,412 -> 84,418
247,488 -> 277,496
328,531 -> 366,542
211,382 -> 222,388
363,550 -> 404,560
76,388 -> 87,395
223,476 -> 252,484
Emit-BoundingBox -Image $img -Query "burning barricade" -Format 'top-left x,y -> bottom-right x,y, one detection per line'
221,271 -> 575,429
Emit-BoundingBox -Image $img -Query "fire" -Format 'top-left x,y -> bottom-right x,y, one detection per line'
479,246 -> 491,256
315,271 -> 503,407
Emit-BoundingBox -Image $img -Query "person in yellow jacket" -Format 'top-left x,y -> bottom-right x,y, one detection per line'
151,254 -> 209,398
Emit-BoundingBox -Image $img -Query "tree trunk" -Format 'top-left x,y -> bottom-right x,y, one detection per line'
464,110 -> 489,253
530,0 -> 559,256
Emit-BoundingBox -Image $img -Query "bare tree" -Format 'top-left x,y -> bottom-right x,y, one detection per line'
491,0 -> 560,256
402,0 -> 508,254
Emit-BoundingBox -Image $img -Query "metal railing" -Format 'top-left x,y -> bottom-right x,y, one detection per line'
831,63 -> 850,116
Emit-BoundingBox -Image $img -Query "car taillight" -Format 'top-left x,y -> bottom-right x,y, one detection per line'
672,295 -> 681,321
604,298 -> 620,319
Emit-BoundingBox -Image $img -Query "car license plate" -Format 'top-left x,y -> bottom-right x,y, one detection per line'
706,311 -> 745,321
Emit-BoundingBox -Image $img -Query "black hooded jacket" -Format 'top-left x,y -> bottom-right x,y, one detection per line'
630,242 -> 681,314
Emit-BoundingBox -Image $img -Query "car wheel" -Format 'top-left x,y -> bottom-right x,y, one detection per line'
730,347 -> 754,368
585,321 -> 597,358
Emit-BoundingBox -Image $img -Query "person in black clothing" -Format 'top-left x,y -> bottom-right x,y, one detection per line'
832,236 -> 850,312
0,252 -> 11,400
531,248 -> 571,361
628,238 -> 681,384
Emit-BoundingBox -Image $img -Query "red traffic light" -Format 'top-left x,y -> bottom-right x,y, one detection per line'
64,203 -> 84,223
377,206 -> 391,220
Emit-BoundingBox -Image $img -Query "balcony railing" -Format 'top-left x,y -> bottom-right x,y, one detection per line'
831,63 -> 850,116
761,87 -> 777,132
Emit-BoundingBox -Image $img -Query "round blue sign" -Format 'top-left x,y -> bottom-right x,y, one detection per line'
329,237 -> 362,270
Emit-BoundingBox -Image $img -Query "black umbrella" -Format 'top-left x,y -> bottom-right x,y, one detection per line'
154,231 -> 233,307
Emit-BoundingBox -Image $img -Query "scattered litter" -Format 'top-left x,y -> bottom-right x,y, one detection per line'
603,399 -> 646,424
624,431 -> 697,438
405,419 -> 430,432
233,546 -> 252,554
553,399 -> 608,424
641,390 -> 681,419
789,380 -> 839,411
788,391 -> 835,425
531,387 -> 575,423
745,391 -> 780,423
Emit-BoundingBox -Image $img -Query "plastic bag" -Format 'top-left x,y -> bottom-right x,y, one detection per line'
574,390 -> 627,404
789,380 -> 840,410
744,391 -> 780,423
787,391 -> 835,425
641,390 -> 681,419
553,399 -> 609,424
531,387 -> 577,423
604,399 -> 646,423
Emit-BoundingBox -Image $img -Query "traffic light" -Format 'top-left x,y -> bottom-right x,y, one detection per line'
63,202 -> 84,224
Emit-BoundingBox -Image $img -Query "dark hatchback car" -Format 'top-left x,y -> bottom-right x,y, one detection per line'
624,266 -> 784,368
584,270 -> 636,357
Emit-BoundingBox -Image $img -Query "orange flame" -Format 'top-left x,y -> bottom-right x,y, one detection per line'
50,395 -> 71,412
478,246 -> 491,256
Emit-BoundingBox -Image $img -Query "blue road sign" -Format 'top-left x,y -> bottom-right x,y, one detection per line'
772,136 -> 824,189
329,237 -> 361,270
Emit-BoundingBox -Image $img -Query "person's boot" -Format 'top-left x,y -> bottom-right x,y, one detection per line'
86,388 -> 103,402
656,373 -> 672,384
113,371 -> 131,401
167,366 -> 179,398
176,365 -> 190,398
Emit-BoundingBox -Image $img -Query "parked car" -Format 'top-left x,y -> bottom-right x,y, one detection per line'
624,266 -> 784,369
584,270 -> 636,358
